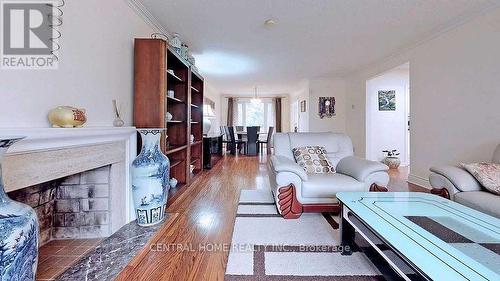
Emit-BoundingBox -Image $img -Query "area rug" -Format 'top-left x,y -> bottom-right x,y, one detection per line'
225,189 -> 383,280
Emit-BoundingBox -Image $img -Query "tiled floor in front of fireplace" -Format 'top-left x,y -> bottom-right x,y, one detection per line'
36,239 -> 102,280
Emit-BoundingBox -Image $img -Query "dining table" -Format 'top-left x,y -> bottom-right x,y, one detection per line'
234,131 -> 267,154
235,131 -> 267,140
235,131 -> 266,136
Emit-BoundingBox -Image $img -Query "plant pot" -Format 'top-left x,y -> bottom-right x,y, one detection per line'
383,156 -> 401,169
131,129 -> 170,226
0,137 -> 39,281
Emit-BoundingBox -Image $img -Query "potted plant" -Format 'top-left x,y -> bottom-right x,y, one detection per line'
382,149 -> 401,169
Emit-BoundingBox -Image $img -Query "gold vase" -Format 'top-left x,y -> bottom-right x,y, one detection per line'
48,106 -> 87,128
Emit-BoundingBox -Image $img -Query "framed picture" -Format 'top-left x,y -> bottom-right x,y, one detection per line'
300,100 -> 306,112
378,90 -> 396,111
318,97 -> 336,118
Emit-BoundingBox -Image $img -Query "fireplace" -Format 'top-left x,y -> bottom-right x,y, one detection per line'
8,165 -> 113,245
0,127 -> 137,279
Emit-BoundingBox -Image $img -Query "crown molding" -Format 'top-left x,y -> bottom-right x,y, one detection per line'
125,0 -> 169,35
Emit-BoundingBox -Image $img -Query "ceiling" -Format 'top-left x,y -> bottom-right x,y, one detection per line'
140,0 -> 497,95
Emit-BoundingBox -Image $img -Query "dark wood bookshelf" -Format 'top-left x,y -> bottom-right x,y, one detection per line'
189,69 -> 204,181
170,159 -> 183,168
167,70 -> 184,82
190,140 -> 202,146
133,38 -> 204,203
165,144 -> 188,155
167,96 -> 184,103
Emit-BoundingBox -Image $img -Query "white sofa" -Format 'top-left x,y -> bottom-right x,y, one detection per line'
268,132 -> 390,219
429,144 -> 500,218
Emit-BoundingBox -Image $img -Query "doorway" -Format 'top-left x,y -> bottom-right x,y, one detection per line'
290,100 -> 299,132
365,62 -> 410,166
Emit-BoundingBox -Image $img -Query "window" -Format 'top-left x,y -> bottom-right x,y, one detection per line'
233,98 -> 275,132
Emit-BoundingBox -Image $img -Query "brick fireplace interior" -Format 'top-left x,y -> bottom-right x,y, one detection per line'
8,165 -> 112,281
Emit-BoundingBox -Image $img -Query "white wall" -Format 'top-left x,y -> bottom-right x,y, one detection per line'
203,81 -> 222,134
0,0 -> 154,128
308,78 -> 347,133
289,80 -> 309,132
280,96 -> 290,133
290,100 -> 298,132
345,8 -> 500,187
288,78 -> 347,134
366,68 -> 409,165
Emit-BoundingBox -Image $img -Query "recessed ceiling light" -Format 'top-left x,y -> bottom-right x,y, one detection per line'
264,19 -> 276,27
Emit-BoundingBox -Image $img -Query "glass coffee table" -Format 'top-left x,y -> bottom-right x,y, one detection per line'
337,192 -> 500,281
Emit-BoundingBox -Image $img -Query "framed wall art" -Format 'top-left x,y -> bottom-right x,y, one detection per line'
378,90 -> 396,111
318,97 -> 335,119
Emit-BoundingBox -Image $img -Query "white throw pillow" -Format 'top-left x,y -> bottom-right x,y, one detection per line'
292,146 -> 336,174
461,162 -> 500,195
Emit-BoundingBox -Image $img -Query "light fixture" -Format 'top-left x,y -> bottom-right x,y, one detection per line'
264,19 -> 277,27
251,86 -> 261,104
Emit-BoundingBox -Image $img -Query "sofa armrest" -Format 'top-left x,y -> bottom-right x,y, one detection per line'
336,156 -> 389,182
429,165 -> 481,192
270,155 -> 308,181
429,173 -> 461,200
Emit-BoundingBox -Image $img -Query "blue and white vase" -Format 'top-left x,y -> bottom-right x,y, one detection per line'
0,137 -> 39,281
131,129 -> 170,226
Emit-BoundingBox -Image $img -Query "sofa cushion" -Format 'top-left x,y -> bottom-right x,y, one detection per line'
293,146 -> 335,174
301,173 -> 364,198
273,133 -> 294,160
454,191 -> 500,218
461,162 -> 500,195
277,132 -> 353,167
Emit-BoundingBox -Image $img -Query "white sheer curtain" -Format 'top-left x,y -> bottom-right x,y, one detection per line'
233,98 -> 275,132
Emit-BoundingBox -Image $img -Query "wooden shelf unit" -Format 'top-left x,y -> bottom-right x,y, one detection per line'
189,70 -> 204,181
133,38 -> 204,201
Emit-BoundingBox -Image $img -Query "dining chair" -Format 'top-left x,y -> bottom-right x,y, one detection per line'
246,126 -> 259,156
227,126 -> 246,155
220,126 -> 226,139
235,125 -> 247,141
259,126 -> 274,155
221,126 -> 232,153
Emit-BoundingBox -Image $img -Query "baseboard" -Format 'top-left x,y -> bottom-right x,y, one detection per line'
407,174 -> 431,190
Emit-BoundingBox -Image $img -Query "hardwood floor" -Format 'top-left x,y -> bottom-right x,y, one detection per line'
116,155 -> 425,281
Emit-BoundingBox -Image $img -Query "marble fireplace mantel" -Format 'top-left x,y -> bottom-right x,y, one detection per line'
0,127 -> 136,155
0,127 -> 137,232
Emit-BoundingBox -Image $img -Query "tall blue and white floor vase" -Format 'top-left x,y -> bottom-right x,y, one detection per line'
131,129 -> 170,226
0,137 -> 39,281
